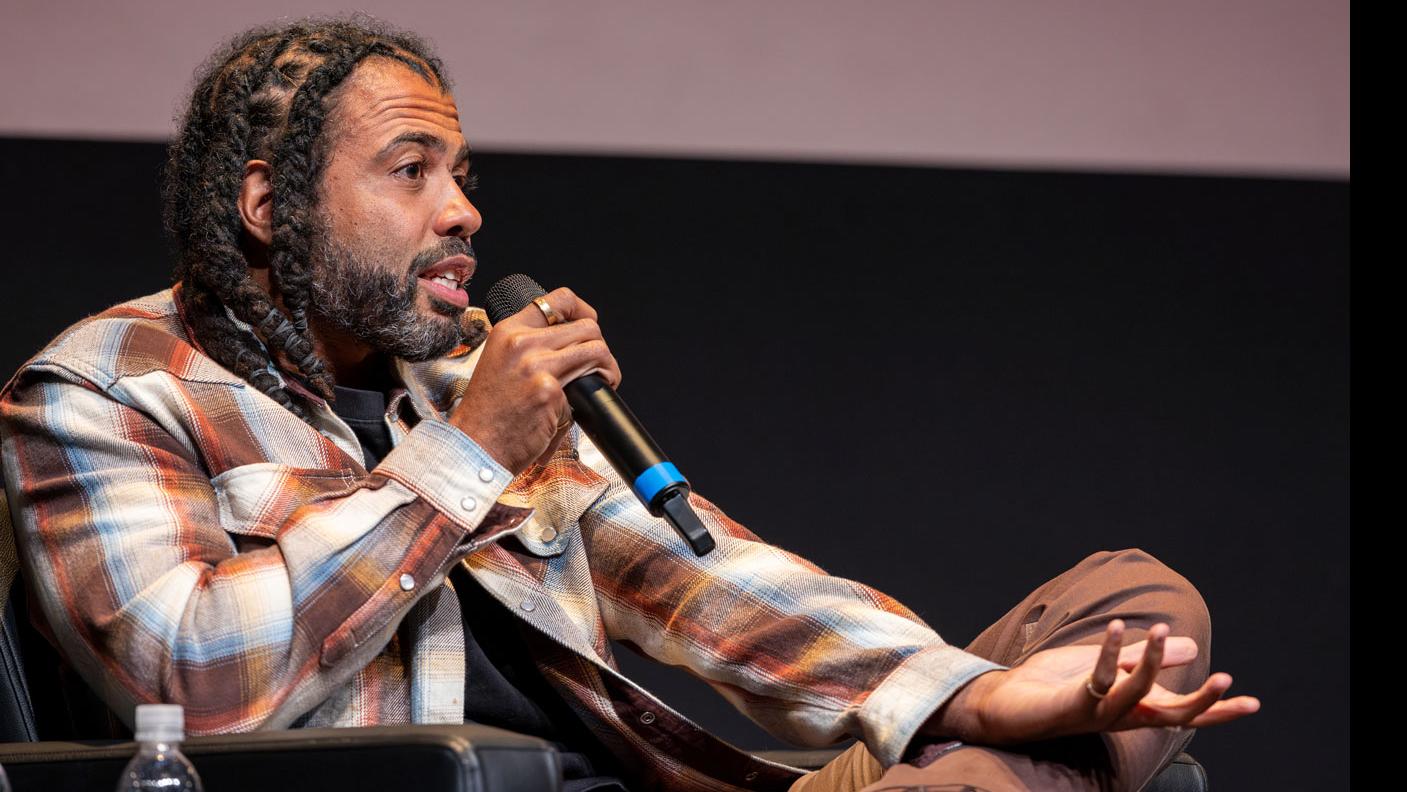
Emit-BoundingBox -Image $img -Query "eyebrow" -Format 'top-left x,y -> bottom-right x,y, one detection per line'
376,131 -> 472,167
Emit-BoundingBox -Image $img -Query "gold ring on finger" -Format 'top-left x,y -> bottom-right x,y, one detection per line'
1085,676 -> 1109,700
533,296 -> 563,326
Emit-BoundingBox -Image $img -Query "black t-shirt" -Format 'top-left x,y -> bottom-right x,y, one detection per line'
330,385 -> 629,791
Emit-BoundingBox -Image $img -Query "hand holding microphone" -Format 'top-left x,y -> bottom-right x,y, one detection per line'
449,285 -> 620,476
461,274 -> 714,556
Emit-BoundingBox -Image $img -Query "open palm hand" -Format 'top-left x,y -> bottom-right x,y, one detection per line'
934,620 -> 1261,745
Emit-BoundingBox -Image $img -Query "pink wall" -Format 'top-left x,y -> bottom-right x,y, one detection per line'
0,0 -> 1348,177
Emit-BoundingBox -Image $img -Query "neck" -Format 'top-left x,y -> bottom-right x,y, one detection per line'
312,320 -> 395,392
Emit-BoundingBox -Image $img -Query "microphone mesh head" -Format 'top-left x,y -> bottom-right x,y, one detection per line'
485,274 -> 548,324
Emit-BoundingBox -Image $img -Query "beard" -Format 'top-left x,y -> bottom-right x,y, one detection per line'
306,224 -> 472,362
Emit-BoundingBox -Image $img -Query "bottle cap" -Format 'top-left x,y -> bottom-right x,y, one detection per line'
134,704 -> 185,743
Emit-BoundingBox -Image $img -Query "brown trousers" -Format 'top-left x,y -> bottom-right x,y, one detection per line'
789,548 -> 1211,792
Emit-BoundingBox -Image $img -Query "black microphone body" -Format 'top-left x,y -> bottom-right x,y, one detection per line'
484,274 -> 715,556
563,372 -> 665,480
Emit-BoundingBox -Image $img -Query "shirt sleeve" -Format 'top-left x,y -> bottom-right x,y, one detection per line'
0,367 -> 528,734
575,434 -> 1005,769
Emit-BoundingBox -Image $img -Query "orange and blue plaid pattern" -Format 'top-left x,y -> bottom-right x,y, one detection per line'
0,287 -> 1002,791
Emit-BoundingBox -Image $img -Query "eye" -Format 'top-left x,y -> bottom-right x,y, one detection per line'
396,161 -> 426,180
456,171 -> 480,192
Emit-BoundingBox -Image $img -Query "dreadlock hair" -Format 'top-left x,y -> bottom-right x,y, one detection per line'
164,17 -> 450,422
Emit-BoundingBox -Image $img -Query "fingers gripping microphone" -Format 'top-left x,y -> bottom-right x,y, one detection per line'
484,274 -> 716,556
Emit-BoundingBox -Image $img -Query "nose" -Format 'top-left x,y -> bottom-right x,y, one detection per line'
435,183 -> 482,239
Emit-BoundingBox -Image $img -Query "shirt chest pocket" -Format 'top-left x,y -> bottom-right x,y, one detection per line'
211,462 -> 376,542
507,449 -> 611,559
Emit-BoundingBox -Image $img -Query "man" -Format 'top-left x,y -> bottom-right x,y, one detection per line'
0,18 -> 1256,792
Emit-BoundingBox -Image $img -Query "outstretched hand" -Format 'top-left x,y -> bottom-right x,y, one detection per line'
926,620 -> 1260,745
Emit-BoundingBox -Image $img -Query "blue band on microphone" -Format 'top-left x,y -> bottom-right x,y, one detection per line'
633,462 -> 687,507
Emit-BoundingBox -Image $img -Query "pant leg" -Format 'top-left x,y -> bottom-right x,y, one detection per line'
791,548 -> 1212,792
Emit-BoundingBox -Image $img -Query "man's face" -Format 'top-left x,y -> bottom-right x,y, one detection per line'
306,57 -> 481,362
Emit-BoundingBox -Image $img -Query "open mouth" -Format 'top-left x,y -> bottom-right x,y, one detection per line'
417,254 -> 475,309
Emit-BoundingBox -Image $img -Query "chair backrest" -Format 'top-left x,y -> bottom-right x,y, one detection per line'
1,486 -> 40,742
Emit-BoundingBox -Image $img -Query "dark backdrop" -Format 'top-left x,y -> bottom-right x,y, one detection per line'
0,137 -> 1348,790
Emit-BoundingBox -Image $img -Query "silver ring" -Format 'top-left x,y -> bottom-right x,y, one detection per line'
532,296 -> 563,326
1085,676 -> 1109,700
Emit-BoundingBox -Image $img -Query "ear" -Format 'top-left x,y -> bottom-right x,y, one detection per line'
237,160 -> 275,247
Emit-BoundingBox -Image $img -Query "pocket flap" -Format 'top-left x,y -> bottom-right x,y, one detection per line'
212,462 -> 362,539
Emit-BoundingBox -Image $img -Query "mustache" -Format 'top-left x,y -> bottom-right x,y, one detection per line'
410,237 -> 476,277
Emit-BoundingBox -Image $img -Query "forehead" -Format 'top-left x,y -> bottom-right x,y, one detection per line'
327,57 -> 464,155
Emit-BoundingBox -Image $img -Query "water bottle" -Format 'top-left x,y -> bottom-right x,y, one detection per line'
115,704 -> 204,791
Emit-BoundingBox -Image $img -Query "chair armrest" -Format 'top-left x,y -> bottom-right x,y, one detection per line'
0,723 -> 562,792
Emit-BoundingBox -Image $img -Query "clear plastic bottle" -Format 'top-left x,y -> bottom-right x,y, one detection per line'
115,704 -> 204,791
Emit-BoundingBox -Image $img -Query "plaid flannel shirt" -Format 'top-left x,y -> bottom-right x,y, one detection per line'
0,287 -> 1002,791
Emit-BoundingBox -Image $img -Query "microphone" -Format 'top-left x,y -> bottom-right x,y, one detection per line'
484,274 -> 716,556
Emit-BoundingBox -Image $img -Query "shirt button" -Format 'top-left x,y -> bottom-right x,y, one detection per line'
639,711 -> 656,725
399,573 -> 415,591
477,467 -> 495,483
539,526 -> 558,542
460,496 -> 478,512
519,600 -> 536,612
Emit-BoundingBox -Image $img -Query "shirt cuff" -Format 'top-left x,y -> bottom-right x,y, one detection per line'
857,644 -> 1007,768
374,417 -> 519,537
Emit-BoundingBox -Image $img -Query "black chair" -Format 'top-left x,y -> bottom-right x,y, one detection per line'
0,723 -> 561,792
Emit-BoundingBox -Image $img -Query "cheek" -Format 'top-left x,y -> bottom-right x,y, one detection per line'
355,197 -> 426,243
322,178 -> 406,233
317,179 -> 429,263
333,207 -> 417,257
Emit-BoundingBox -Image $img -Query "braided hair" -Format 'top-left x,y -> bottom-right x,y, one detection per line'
163,17 -> 451,421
